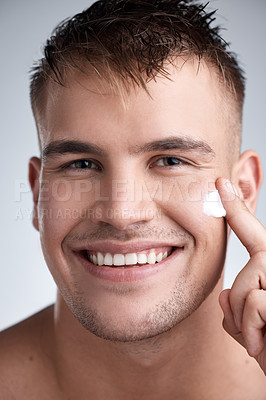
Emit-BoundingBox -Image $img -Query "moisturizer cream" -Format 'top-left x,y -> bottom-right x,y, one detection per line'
203,190 -> 226,217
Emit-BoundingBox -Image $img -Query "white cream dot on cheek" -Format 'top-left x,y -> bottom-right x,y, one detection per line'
203,190 -> 226,218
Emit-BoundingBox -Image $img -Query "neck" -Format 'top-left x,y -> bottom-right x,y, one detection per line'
49,279 -> 262,399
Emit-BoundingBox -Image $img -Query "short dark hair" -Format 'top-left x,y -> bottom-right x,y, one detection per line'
30,0 -> 245,119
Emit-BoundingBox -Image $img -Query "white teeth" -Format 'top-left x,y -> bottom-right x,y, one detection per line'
125,253 -> 138,265
147,252 -> 156,264
156,252 -> 163,263
104,253 -> 113,266
137,254 -> 147,264
97,252 -> 104,266
89,248 -> 172,266
113,254 -> 125,266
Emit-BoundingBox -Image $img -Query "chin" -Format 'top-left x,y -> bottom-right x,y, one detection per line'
62,276 -> 211,342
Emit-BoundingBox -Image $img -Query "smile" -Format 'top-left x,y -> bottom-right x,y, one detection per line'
73,245 -> 183,282
81,247 -> 173,268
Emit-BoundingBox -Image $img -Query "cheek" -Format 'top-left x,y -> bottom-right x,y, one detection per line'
37,178 -> 98,286
156,177 -> 227,254
163,178 -> 227,284
37,178 -> 96,242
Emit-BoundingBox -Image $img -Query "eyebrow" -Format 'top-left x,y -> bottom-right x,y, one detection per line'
41,136 -> 215,162
129,136 -> 215,157
42,140 -> 105,162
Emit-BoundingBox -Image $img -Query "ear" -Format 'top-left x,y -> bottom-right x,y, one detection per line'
28,157 -> 41,231
232,150 -> 263,213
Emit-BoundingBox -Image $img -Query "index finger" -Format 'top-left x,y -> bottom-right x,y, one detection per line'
216,178 -> 266,256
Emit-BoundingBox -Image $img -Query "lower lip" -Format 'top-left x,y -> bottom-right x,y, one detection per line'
73,248 -> 183,283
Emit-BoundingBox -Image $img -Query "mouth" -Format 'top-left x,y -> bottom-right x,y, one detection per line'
76,246 -> 176,268
72,243 -> 184,282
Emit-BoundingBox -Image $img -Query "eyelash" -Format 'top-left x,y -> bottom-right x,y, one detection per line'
60,156 -> 189,172
151,156 -> 188,168
60,159 -> 102,171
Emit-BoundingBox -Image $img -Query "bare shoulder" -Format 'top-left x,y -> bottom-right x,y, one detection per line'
0,305 -> 56,398
0,305 -> 54,361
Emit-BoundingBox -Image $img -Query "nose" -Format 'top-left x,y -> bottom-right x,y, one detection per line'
90,176 -> 158,230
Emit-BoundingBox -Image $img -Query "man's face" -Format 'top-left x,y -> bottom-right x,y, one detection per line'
32,60 -> 233,341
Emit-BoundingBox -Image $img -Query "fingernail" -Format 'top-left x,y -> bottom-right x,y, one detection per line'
224,180 -> 240,197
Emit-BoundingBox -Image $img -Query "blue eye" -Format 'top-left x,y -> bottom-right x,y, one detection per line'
61,159 -> 101,171
70,160 -> 98,169
153,157 -> 186,167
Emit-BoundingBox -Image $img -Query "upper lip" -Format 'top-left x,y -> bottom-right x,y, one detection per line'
69,241 -> 183,255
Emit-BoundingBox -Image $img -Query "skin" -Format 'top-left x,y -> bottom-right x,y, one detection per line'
0,59 -> 266,399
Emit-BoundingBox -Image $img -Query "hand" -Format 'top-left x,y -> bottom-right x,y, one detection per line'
216,178 -> 266,374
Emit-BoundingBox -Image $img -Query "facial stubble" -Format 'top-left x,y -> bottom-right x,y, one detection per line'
61,273 -> 209,343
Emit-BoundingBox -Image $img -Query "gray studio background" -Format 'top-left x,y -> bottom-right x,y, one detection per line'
1,0 -> 265,331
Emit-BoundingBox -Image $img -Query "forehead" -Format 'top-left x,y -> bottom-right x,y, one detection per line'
38,59 -> 229,153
